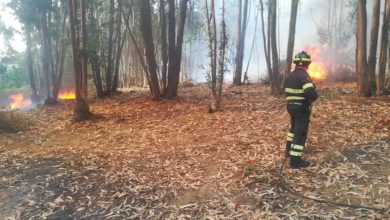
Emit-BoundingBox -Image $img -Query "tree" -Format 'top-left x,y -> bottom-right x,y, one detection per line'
356,0 -> 368,97
377,0 -> 390,95
68,0 -> 92,121
165,0 -> 189,99
260,0 -> 280,95
139,0 -> 161,100
367,0 -> 381,96
205,0 -> 227,112
233,0 -> 249,85
284,0 -> 299,88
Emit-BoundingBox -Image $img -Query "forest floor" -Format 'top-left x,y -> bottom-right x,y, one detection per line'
0,83 -> 389,219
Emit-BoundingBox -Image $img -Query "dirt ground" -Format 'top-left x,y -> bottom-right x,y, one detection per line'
0,83 -> 389,219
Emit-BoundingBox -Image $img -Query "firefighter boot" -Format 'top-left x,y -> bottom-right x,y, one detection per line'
290,156 -> 310,169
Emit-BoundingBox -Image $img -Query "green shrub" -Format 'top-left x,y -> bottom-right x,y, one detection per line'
0,111 -> 30,133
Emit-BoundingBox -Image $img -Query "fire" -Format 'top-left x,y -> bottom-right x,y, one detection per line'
9,93 -> 32,110
308,62 -> 326,80
58,90 -> 76,100
303,46 -> 327,80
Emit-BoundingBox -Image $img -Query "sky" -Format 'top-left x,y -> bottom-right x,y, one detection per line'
0,0 -> 25,53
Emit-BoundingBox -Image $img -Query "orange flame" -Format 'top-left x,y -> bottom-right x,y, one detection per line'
308,62 -> 326,80
304,46 -> 327,80
9,93 -> 32,110
58,89 -> 76,100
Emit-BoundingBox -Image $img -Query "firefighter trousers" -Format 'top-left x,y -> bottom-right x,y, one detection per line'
286,104 -> 311,158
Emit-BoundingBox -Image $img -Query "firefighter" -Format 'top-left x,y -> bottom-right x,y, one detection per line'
284,51 -> 318,169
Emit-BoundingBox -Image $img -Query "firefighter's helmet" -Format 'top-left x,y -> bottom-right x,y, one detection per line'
293,51 -> 311,67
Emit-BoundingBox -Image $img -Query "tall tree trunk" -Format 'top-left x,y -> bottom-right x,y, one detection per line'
260,0 -> 272,84
367,0 -> 381,96
111,0 -> 123,93
140,0 -> 161,100
233,0 -> 249,85
160,0 -> 168,94
270,0 -> 280,94
106,0 -> 115,93
25,24 -> 39,102
377,0 -> 390,95
283,0 -> 299,88
40,14 -> 53,103
69,0 -> 91,121
165,0 -> 189,99
216,0 -> 227,110
52,9 -> 68,100
356,0 -> 368,97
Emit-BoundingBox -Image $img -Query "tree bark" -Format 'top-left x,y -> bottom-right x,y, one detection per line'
69,0 -> 91,121
377,0 -> 390,95
140,0 -> 161,100
165,0 -> 189,99
260,0 -> 272,84
356,0 -> 368,97
111,0 -> 124,93
233,0 -> 249,85
105,0 -> 115,93
284,0 -> 299,88
25,24 -> 39,102
159,0 -> 168,94
270,0 -> 280,94
367,0 -> 381,96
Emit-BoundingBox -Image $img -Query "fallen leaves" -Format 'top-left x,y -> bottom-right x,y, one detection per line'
0,83 -> 389,219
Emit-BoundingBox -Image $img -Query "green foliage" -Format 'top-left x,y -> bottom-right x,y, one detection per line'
0,66 -> 28,89
0,111 -> 30,133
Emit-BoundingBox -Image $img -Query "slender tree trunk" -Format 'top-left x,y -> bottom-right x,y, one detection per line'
260,0 -> 272,83
377,0 -> 390,95
270,0 -> 280,94
69,0 -> 91,121
233,0 -> 249,85
25,24 -> 39,102
160,0 -> 168,94
106,0 -> 115,93
387,41 -> 390,90
283,0 -> 299,88
52,10 -> 68,100
140,0 -> 161,100
165,0 -> 189,99
367,0 -> 381,96
216,0 -> 227,110
356,0 -> 368,97
233,0 -> 242,85
111,0 -> 123,93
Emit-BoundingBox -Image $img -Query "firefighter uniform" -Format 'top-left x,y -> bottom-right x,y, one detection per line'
285,51 -> 318,169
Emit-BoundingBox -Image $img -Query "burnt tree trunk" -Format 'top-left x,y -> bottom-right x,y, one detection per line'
377,0 -> 390,95
356,0 -> 368,97
367,0 -> 381,96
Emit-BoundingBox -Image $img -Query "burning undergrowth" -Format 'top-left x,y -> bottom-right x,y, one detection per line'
3,88 -> 76,111
303,44 -> 356,82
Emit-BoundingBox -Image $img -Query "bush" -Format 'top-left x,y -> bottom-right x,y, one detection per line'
0,111 -> 30,133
